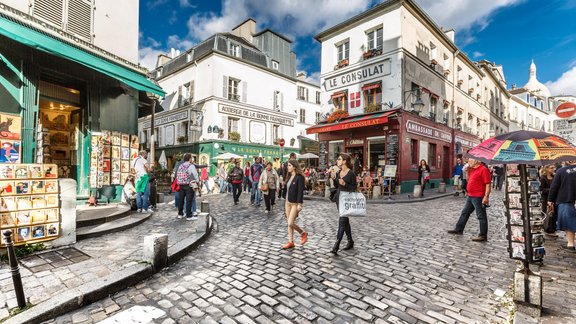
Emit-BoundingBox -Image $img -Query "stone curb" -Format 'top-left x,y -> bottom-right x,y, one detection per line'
5,215 -> 215,324
304,191 -> 456,204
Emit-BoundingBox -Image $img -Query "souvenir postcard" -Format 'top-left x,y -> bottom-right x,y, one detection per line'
44,180 -> 58,193
508,193 -> 522,209
112,147 -> 120,159
15,181 -> 29,195
532,233 -> 545,246
32,225 -> 45,239
30,165 -> 43,179
112,159 -> 121,172
111,172 -> 121,185
507,178 -> 521,193
0,213 -> 15,228
0,181 -> 13,196
44,164 -> 58,178
130,148 -> 138,160
512,242 -> 525,259
45,208 -> 58,222
121,147 -> 130,160
103,145 -> 111,158
17,227 -> 31,242
14,211 -> 30,225
533,247 -> 545,260
530,220 -> 543,233
31,196 -> 47,209
103,159 -> 111,173
509,209 -> 523,225
101,173 -> 111,186
506,164 -> 520,176
45,194 -> 59,208
0,197 -> 15,211
528,181 -> 540,193
31,179 -> 45,194
111,133 -> 121,146
14,165 -> 28,179
121,134 -> 130,147
527,168 -> 539,180
530,207 -> 543,220
0,164 -> 14,179
46,223 -> 59,236
120,173 -> 128,185
130,135 -> 139,149
30,209 -> 45,223
121,160 -> 130,173
0,140 -> 21,163
510,225 -> 525,243
16,196 -> 31,210
529,194 -> 540,207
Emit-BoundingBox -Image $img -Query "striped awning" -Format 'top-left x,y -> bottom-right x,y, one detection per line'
306,110 -> 394,134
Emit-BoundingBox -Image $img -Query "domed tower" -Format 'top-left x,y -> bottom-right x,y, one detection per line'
523,60 -> 551,97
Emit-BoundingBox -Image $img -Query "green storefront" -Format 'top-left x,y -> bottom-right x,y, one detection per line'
0,13 -> 164,202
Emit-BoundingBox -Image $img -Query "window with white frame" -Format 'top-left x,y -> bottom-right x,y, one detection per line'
366,27 -> 383,50
272,125 -> 280,141
297,86 -> 308,101
228,77 -> 240,101
336,41 -> 349,62
315,91 -> 321,104
299,109 -> 306,123
271,60 -> 279,70
228,117 -> 239,134
273,91 -> 283,110
229,44 -> 240,57
316,112 -> 321,123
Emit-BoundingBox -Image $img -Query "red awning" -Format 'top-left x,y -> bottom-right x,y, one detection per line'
361,83 -> 381,91
331,91 -> 347,99
306,111 -> 394,135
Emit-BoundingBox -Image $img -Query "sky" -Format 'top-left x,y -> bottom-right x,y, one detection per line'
139,0 -> 576,96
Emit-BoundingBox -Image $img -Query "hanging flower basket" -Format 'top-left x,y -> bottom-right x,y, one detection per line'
327,110 -> 349,123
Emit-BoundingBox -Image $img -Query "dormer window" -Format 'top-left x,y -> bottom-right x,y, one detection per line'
272,60 -> 279,70
229,44 -> 240,57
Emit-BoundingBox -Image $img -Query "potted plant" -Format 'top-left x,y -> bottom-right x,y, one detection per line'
327,110 -> 349,123
365,103 -> 381,113
177,136 -> 187,144
338,59 -> 349,68
228,131 -> 241,141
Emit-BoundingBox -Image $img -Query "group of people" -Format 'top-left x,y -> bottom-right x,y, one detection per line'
123,150 -> 156,213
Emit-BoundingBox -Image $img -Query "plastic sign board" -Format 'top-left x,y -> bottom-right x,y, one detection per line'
555,102 -> 576,119
383,165 -> 397,178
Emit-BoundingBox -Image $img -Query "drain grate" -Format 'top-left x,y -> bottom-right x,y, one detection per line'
19,247 -> 91,273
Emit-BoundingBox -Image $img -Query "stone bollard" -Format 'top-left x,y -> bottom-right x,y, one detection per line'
438,182 -> 446,193
513,271 -> 542,317
372,185 -> 381,199
157,193 -> 165,203
201,201 -> 210,213
413,185 -> 422,198
143,234 -> 168,272
325,185 -> 331,198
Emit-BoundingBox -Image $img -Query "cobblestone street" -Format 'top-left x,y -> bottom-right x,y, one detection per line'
46,189 -> 552,324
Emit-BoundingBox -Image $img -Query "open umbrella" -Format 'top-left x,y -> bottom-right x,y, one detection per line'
466,130 -> 576,166
158,151 -> 168,169
300,153 -> 319,159
212,152 -> 243,160
283,153 -> 301,158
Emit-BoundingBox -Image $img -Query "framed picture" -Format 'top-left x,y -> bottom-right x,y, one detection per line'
103,145 -> 111,158
44,180 -> 58,193
103,159 -> 111,172
508,193 -> 522,209
130,135 -> 139,149
510,225 -> 525,243
0,113 -> 22,140
14,165 -> 28,179
120,173 -> 128,185
44,165 -> 58,178
512,242 -> 526,259
528,181 -> 540,193
530,207 -> 543,220
529,194 -> 540,207
111,172 -> 121,185
527,168 -> 538,180
45,208 -> 59,222
112,147 -> 120,159
50,131 -> 69,146
0,181 -> 14,196
121,134 -> 130,147
130,148 -> 138,160
0,197 -> 15,211
15,181 -> 29,194
30,210 -> 45,223
40,111 -> 69,131
46,223 -> 59,236
509,209 -> 523,225
31,196 -> 47,209
17,227 -> 31,242
0,165 -> 14,178
532,233 -> 544,246
16,197 -> 31,210
121,147 -> 130,160
530,220 -> 543,233
45,194 -> 59,208
507,178 -> 521,193
506,164 -> 520,176
0,140 -> 21,163
1,213 -> 15,228
111,133 -> 121,146
32,225 -> 45,239
112,159 -> 121,172
30,165 -> 43,179
121,160 -> 130,173
100,173 -> 111,186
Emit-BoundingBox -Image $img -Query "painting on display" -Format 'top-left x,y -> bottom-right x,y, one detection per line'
0,113 -> 22,141
0,140 -> 21,163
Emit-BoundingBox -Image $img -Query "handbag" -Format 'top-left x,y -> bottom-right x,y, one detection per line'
171,178 -> 180,192
338,191 -> 366,217
261,183 -> 269,191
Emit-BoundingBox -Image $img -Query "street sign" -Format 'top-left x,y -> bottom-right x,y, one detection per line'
279,138 -> 285,147
553,118 -> 576,144
555,102 -> 576,119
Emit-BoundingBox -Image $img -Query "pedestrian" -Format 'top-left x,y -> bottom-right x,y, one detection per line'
200,166 -> 211,194
453,157 -> 464,194
330,153 -> 357,254
148,168 -> 157,210
260,162 -> 279,213
250,157 -> 264,206
461,158 -> 469,196
190,156 -> 199,216
277,164 -> 284,199
491,166 -> 498,189
353,153 -> 362,175
495,165 -> 505,190
217,163 -> 228,193
172,156 -> 184,208
540,164 -> 557,237
228,160 -> 244,205
243,161 -> 252,193
547,161 -> 576,251
281,153 -> 297,199
282,160 -> 308,249
131,150 -> 151,213
226,158 -> 235,193
175,153 -> 199,220
447,158 -> 491,241
122,175 -> 137,210
417,159 -> 430,197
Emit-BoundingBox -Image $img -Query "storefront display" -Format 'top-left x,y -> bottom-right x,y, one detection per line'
0,163 -> 60,246
89,130 -> 138,188
0,113 -> 22,164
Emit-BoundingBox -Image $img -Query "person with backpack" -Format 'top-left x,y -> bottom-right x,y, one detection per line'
176,153 -> 199,220
228,160 -> 244,205
250,157 -> 264,206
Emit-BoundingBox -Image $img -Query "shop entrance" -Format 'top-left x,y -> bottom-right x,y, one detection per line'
37,81 -> 83,182
346,146 -> 364,174
367,137 -> 386,175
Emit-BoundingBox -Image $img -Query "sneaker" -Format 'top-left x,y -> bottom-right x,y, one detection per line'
177,214 -> 183,219
264,210 -> 269,214
137,209 -> 142,213
471,235 -> 487,242
447,229 -> 463,234
560,245 -> 576,251
282,242 -> 295,249
301,232 -> 308,245
193,212 -> 199,216
186,216 -> 199,221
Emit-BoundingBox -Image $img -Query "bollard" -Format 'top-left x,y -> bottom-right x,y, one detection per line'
143,234 -> 168,273
201,201 -> 210,213
438,182 -> 446,193
413,185 -> 422,198
3,230 -> 26,309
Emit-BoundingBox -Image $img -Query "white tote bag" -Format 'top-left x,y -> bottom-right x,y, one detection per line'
338,191 -> 367,217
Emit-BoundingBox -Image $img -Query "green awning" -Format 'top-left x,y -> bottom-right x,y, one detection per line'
0,15 -> 165,97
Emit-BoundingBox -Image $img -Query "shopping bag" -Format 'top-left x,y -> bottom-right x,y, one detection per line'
338,191 -> 366,217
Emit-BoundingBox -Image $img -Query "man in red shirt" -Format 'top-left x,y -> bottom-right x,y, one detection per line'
448,158 -> 492,241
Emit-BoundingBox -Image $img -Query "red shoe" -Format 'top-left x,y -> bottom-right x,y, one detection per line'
301,232 -> 308,245
282,242 -> 295,249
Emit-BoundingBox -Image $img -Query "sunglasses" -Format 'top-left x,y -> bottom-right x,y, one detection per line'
337,157 -> 343,161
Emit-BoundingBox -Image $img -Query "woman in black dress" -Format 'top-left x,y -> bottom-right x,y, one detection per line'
331,153 -> 357,254
417,159 -> 431,197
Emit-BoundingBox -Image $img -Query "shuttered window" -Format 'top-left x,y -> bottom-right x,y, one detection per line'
33,0 -> 65,28
67,0 -> 93,41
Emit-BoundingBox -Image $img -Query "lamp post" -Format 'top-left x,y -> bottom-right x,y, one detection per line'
147,92 -> 160,167
403,88 -> 425,115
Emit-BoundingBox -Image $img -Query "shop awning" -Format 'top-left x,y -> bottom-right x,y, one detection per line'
331,91 -> 347,99
306,110 -> 394,134
0,15 -> 165,97
361,82 -> 380,91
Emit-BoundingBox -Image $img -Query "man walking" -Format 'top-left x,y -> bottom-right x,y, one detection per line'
448,158 -> 491,241
217,163 -> 227,193
175,153 -> 199,220
548,161 -> 576,251
250,157 -> 263,206
132,150 -> 151,213
453,157 -> 464,194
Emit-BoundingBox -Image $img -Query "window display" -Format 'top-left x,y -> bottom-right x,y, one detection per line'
89,131 -> 138,189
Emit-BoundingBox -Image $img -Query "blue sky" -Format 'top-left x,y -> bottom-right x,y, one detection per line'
139,0 -> 576,96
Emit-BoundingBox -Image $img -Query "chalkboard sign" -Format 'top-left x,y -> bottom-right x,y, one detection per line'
319,142 -> 328,171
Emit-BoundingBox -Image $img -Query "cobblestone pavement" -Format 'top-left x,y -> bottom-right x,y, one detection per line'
0,204 -> 204,320
49,189 -> 568,324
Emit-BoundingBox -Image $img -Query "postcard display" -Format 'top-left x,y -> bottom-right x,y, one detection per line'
0,113 -> 22,164
505,164 -> 545,263
89,131 -> 139,188
0,164 -> 61,246
37,110 -> 79,178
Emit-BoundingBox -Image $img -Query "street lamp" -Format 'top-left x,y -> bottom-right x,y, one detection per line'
404,88 -> 425,115
146,92 -> 160,167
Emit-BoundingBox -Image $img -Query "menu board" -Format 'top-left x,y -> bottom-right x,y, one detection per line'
386,134 -> 399,165
90,131 -> 138,188
0,164 -> 60,246
318,142 -> 328,171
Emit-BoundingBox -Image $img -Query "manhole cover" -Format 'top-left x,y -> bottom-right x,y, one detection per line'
19,247 -> 91,273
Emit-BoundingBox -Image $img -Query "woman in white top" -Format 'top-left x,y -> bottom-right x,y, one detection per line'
259,162 -> 280,213
122,175 -> 136,207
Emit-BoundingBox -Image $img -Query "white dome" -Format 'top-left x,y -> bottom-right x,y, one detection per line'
523,60 -> 551,97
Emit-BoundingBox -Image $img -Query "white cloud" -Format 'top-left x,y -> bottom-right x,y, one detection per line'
179,0 -> 195,8
546,66 -> 576,96
167,35 -> 194,51
139,46 -> 167,71
472,51 -> 484,58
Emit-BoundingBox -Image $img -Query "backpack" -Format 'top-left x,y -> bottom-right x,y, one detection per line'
176,162 -> 191,185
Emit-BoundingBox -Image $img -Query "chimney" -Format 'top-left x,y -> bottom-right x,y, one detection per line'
297,72 -> 307,81
232,18 -> 256,43
444,29 -> 455,43
511,84 -> 517,90
156,54 -> 171,69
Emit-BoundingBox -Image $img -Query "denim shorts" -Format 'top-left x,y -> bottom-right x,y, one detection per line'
557,203 -> 576,232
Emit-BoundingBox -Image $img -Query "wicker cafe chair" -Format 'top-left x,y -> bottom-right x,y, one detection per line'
358,176 -> 373,198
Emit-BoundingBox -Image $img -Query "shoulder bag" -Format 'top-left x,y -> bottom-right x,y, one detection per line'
338,191 -> 366,217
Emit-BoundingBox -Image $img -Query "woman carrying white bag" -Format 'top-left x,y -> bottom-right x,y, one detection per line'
330,153 -> 365,254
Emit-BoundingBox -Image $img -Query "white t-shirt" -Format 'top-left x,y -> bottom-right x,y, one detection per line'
132,156 -> 148,178
122,182 -> 135,203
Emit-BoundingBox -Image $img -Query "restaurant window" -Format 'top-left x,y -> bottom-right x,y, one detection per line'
410,139 -> 418,164
299,109 -> 306,123
228,117 -> 239,134
329,140 -> 344,164
428,143 -> 436,167
336,41 -> 349,62
368,138 -> 385,173
366,27 -> 383,50
362,82 -> 382,110
332,92 -> 348,111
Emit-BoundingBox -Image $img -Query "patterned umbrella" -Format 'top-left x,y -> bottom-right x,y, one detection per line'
465,130 -> 576,165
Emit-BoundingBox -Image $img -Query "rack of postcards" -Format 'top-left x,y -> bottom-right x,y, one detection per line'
0,164 -> 60,246
89,131 -> 139,188
505,164 -> 545,263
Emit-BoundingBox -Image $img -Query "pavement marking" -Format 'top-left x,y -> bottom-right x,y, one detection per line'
97,306 -> 165,324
